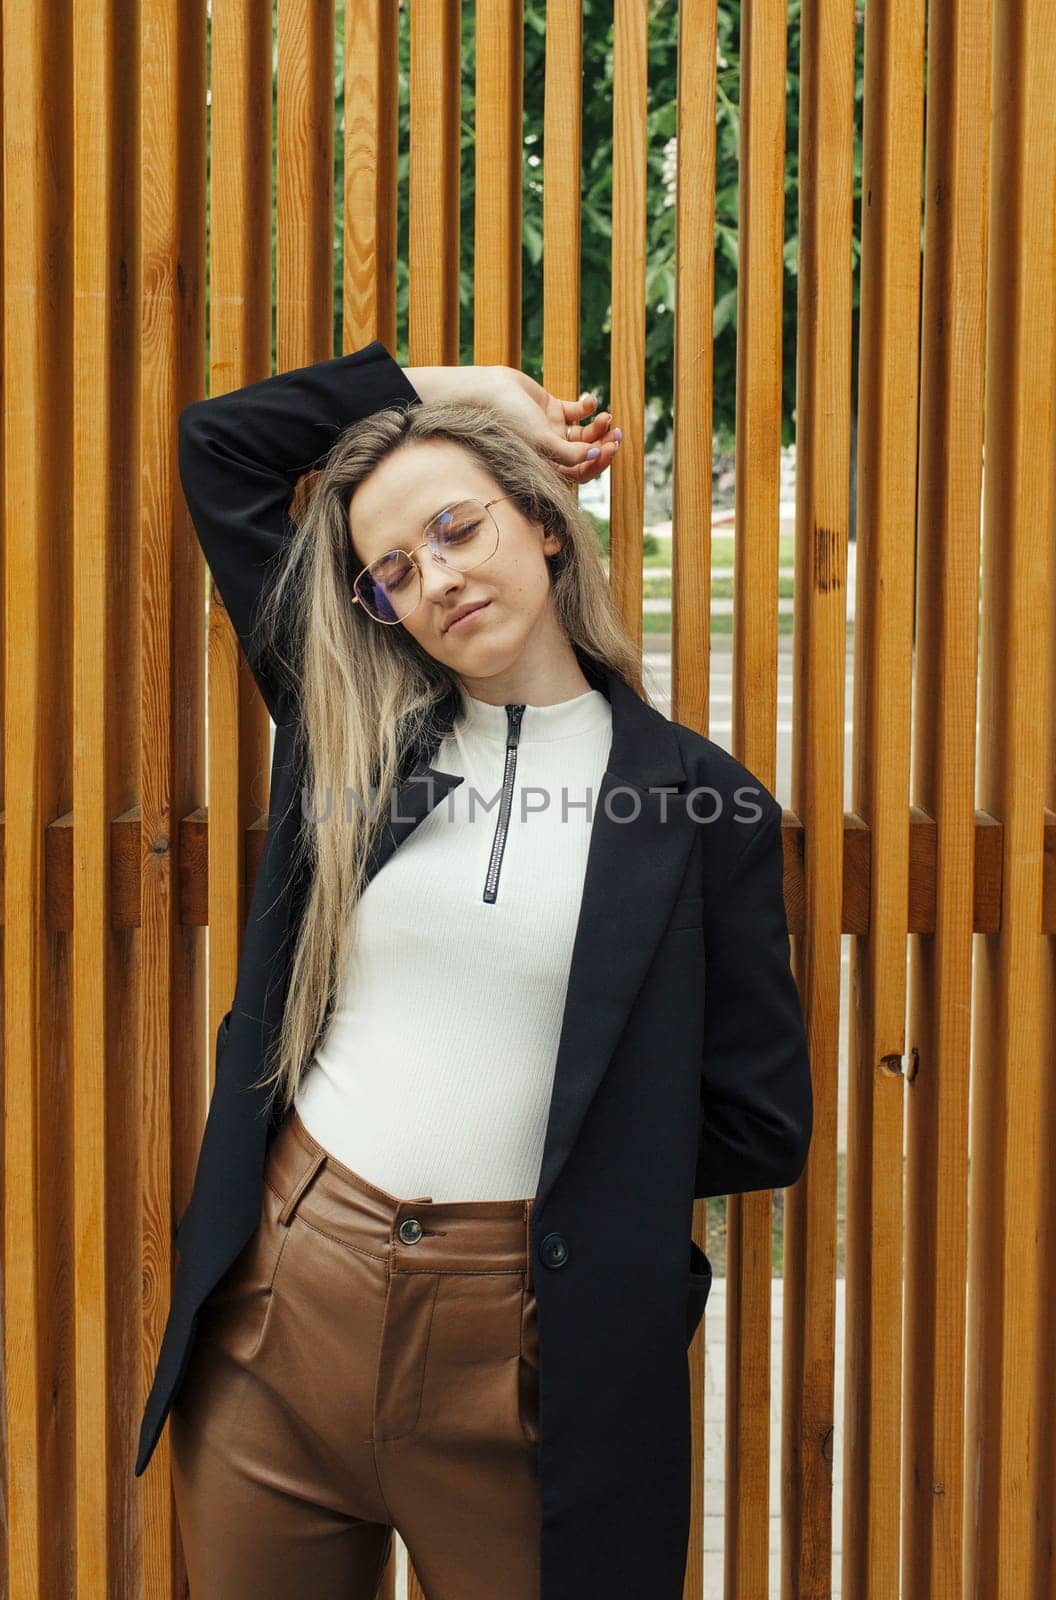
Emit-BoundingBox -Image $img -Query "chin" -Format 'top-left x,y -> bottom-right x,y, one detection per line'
441,607 -> 509,654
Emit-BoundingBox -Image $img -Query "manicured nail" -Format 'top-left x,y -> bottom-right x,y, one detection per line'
586,447 -> 600,459
613,428 -> 622,441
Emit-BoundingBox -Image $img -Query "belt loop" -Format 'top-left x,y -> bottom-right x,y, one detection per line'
278,1148 -> 326,1227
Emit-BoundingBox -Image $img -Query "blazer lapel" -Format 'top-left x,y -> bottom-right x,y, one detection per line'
528,666 -> 696,1217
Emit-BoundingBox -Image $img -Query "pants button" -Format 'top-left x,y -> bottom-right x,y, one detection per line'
398,1217 -> 423,1244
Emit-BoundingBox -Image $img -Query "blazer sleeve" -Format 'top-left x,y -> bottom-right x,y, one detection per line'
177,339 -> 423,723
694,799 -> 813,1199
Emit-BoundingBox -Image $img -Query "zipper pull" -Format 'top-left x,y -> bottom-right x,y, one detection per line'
506,704 -> 525,746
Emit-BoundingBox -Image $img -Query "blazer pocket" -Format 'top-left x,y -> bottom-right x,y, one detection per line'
666,894 -> 705,933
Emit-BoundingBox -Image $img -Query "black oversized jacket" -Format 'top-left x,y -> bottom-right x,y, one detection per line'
135,339 -> 812,1600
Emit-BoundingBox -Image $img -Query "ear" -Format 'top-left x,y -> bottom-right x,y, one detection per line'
540,511 -> 566,556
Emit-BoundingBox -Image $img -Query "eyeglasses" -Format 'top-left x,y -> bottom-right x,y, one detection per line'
350,495 -> 513,625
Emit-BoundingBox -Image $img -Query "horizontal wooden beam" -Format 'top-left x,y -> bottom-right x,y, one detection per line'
0,805 -> 1053,933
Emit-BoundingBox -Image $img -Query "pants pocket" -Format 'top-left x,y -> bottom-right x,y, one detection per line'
197,1181 -> 292,1367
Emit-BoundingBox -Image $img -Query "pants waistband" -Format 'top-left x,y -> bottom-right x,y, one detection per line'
265,1107 -> 535,1292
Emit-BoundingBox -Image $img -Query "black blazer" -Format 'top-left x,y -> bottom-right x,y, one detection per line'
135,340 -> 812,1599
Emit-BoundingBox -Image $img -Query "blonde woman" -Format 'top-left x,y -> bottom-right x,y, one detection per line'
136,341 -> 812,1600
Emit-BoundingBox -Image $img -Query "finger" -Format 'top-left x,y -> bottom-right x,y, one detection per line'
562,411 -> 610,450
556,434 -> 620,483
579,411 -> 611,439
559,391 -> 601,428
548,430 -> 604,472
547,407 -> 618,474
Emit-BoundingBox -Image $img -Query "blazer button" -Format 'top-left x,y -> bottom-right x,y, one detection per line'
398,1218 -> 423,1244
539,1231 -> 569,1269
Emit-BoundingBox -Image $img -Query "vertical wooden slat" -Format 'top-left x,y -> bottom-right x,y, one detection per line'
3,3 -> 72,1594
408,0 -> 462,362
0,0 -> 6,1577
965,3 -> 1056,1595
540,0 -> 583,408
839,0 -> 924,1594
902,1 -> 990,1596
671,0 -> 717,734
1040,498 -> 1056,1580
721,0 -> 787,1591
138,0 -> 207,1593
671,1 -> 719,1578
277,0 -> 335,365
72,0 -> 142,1589
343,0 -> 401,356
474,0 -> 523,366
608,0 -> 649,652
781,0 -> 856,1595
208,0 -> 274,1105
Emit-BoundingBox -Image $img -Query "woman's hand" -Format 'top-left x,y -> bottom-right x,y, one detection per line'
480,366 -> 617,483
405,363 -> 621,483
482,366 -> 621,483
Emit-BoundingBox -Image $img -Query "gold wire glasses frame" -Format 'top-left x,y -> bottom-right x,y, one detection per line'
350,495 -> 514,625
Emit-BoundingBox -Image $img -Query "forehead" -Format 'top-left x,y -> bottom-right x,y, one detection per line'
347,440 -> 498,562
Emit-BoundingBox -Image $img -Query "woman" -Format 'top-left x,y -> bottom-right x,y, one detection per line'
135,340 -> 812,1600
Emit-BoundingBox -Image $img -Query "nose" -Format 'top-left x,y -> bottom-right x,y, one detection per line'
418,549 -> 466,605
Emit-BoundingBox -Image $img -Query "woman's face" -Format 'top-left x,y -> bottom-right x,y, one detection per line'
346,440 -> 565,675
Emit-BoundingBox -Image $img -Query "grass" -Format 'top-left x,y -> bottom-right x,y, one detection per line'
641,534 -> 799,572
642,610 -> 803,636
643,574 -> 796,601
605,533 -> 803,633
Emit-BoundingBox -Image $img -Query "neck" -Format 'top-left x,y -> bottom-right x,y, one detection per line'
454,636 -> 593,709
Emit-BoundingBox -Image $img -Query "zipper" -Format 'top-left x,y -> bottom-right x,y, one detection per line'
482,704 -> 525,903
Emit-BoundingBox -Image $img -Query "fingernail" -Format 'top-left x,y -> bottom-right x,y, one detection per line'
613,428 -> 622,441
586,447 -> 600,460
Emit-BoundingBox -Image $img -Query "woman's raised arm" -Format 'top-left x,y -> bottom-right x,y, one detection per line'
178,339 -> 422,722
178,344 -> 618,722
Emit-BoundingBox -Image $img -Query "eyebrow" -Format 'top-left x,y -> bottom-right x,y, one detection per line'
372,497 -> 471,557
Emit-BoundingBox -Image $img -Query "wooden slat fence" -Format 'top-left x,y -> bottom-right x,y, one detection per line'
2,1 -> 1054,1596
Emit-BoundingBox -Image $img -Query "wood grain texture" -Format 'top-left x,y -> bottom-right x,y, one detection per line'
963,3 -> 1056,1595
839,0 -> 925,1592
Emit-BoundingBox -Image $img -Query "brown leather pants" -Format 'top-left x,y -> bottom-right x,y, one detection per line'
170,1105 -> 541,1598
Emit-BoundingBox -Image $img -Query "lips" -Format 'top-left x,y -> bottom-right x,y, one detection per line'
444,601 -> 490,633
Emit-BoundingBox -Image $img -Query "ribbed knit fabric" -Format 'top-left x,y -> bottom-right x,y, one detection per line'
292,683 -> 614,1201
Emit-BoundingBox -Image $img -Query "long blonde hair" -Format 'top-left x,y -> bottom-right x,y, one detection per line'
249,395 -> 653,1117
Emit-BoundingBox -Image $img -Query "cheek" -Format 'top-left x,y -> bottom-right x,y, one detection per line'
398,612 -> 434,652
498,548 -> 555,605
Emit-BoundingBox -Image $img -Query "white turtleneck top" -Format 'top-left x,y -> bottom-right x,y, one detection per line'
292,682 -> 614,1201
